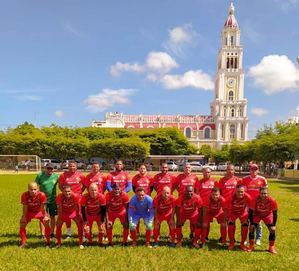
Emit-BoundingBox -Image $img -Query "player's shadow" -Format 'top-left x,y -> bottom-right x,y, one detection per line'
276,179 -> 299,193
289,218 -> 299,222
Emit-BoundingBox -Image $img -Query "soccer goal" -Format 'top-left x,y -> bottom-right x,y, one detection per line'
0,155 -> 41,172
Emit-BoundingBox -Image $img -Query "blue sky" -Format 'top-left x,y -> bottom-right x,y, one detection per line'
0,0 -> 298,138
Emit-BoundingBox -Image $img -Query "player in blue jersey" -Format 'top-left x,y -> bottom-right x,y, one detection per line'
128,187 -> 154,247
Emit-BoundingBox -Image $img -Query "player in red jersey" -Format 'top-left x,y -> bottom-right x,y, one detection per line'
153,186 -> 176,247
227,184 -> 252,251
19,182 -> 51,248
106,160 -> 132,193
201,187 -> 228,248
248,187 -> 278,254
241,163 -> 268,245
81,183 -> 106,246
132,164 -> 154,196
152,163 -> 176,195
176,185 -> 203,248
105,183 -> 130,246
83,162 -> 106,194
175,163 -> 199,197
55,185 -> 84,249
59,160 -> 86,238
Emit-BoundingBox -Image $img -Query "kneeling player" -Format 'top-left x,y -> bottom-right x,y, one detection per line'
19,182 -> 51,248
176,185 -> 203,248
248,187 -> 278,254
128,187 -> 154,247
153,186 -> 176,247
201,187 -> 227,248
227,184 -> 251,251
81,183 -> 106,246
55,185 -> 83,249
105,183 -> 130,246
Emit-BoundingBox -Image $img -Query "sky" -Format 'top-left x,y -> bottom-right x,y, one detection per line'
0,0 -> 298,138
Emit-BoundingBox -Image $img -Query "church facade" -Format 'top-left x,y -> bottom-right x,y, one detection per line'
91,3 -> 248,149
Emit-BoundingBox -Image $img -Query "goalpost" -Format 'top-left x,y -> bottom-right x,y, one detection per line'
0,155 -> 41,172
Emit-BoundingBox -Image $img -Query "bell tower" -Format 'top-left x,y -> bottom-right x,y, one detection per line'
211,2 -> 248,148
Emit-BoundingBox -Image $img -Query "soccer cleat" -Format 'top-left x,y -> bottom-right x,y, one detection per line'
205,236 -> 210,243
19,243 -> 28,249
122,242 -> 128,247
40,235 -> 45,240
107,242 -> 113,247
65,234 -> 72,240
247,244 -> 254,252
193,242 -> 200,249
127,236 -> 132,242
45,243 -> 51,249
53,244 -> 61,249
240,244 -> 248,252
269,246 -> 277,254
189,232 -> 194,240
131,241 -> 137,247
79,244 -> 84,250
168,242 -> 176,248
255,239 -> 261,246
176,241 -> 182,248
50,233 -> 55,239
228,243 -> 235,250
145,242 -> 152,248
153,242 -> 159,247
200,243 -> 207,249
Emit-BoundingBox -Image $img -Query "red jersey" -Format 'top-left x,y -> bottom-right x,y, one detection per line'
228,192 -> 252,215
250,196 -> 278,218
153,194 -> 176,215
152,172 -> 176,195
205,195 -> 227,215
56,192 -> 80,214
176,194 -> 203,217
83,172 -> 106,193
105,191 -> 129,213
59,171 -> 85,195
106,171 -> 131,192
175,173 -> 199,197
241,175 -> 267,199
21,191 -> 47,213
81,193 -> 106,216
195,178 -> 216,205
132,174 -> 153,195
216,176 -> 240,201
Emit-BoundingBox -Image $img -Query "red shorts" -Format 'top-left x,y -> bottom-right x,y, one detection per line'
228,211 -> 248,224
26,211 -> 45,223
156,212 -> 173,224
61,211 -> 79,223
86,214 -> 102,226
253,214 -> 273,225
107,210 -> 127,224
204,211 -> 225,224
179,212 -> 199,226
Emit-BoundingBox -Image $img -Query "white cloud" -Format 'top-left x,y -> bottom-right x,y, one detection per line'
84,88 -> 136,113
161,70 -> 214,91
63,21 -> 84,38
163,24 -> 198,57
248,55 -> 299,95
251,108 -> 269,116
55,110 -> 65,118
145,51 -> 178,74
110,62 -> 144,77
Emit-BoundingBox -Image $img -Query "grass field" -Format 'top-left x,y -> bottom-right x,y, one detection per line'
0,173 -> 298,271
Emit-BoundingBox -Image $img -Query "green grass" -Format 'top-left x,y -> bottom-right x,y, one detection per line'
0,174 -> 298,271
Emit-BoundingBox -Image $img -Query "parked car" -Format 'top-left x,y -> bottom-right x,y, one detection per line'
41,159 -> 61,170
217,162 -> 228,171
203,163 -> 217,171
166,161 -> 178,171
234,164 -> 243,172
61,159 -> 87,170
189,162 -> 203,171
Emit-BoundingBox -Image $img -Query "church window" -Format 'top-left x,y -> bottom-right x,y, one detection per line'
229,91 -> 234,101
230,124 -> 236,139
185,127 -> 192,138
204,127 -> 211,139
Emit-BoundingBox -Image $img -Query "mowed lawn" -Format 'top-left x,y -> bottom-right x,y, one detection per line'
0,173 -> 298,271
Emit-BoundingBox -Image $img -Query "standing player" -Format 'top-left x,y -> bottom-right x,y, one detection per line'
132,164 -> 154,195
241,163 -> 267,245
35,163 -> 59,238
55,185 -> 84,249
19,182 -> 51,248
201,187 -> 228,248
58,160 -> 85,238
152,163 -> 176,196
227,184 -> 252,251
153,186 -> 176,247
105,183 -> 130,246
176,186 -> 203,248
248,187 -> 278,254
128,187 -> 154,247
81,183 -> 106,246
106,160 -> 132,193
83,162 -> 106,194
175,163 -> 199,197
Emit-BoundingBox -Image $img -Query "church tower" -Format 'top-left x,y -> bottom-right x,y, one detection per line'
211,2 -> 248,148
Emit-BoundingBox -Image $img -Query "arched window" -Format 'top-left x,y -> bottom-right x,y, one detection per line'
228,91 -> 234,101
241,124 -> 244,139
231,108 -> 235,117
221,124 -> 225,139
204,127 -> 211,139
185,127 -> 192,138
230,124 -> 236,139
223,106 -> 227,117
231,36 -> 234,45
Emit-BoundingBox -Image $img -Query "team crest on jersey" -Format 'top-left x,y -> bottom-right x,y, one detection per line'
76,177 -> 80,181
257,181 -> 261,185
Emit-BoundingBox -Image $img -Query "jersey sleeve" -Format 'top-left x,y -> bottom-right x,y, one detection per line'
132,175 -> 137,187
221,197 -> 228,209
99,194 -> 106,206
73,194 -> 80,204
196,196 -> 203,208
105,193 -> 110,204
56,194 -> 62,205
40,192 -> 47,204
81,195 -> 87,206
176,197 -> 182,208
126,172 -> 132,182
122,192 -> 130,204
35,173 -> 42,184
21,192 -> 27,205
271,198 -> 278,210
153,196 -> 158,208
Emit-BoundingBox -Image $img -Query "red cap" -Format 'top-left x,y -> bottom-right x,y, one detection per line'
250,163 -> 259,170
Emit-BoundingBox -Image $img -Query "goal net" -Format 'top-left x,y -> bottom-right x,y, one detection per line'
0,155 -> 41,172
